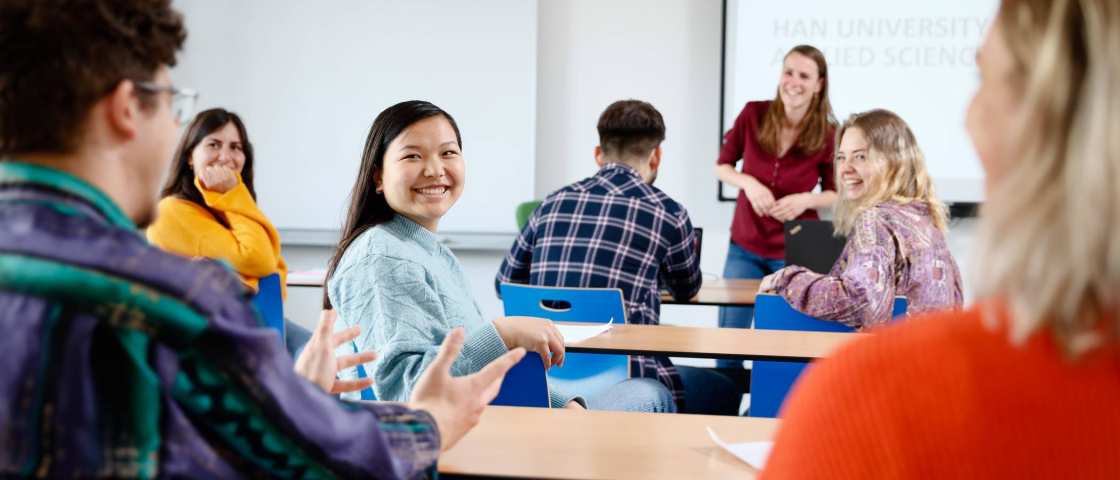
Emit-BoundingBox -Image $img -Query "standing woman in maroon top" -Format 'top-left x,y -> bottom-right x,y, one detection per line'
713,45 -> 838,375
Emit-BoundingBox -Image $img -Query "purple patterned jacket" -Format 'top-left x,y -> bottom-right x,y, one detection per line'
0,161 -> 439,478
769,201 -> 963,329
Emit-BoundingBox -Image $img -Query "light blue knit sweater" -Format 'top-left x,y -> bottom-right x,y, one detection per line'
329,215 -> 574,408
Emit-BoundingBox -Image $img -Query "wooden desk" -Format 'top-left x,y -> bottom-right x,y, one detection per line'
561,322 -> 862,361
291,271 -> 762,308
661,278 -> 760,306
439,406 -> 778,479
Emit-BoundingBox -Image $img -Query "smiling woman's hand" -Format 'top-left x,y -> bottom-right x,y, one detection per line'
198,165 -> 238,193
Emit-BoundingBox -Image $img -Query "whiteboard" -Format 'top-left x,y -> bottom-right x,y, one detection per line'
172,0 -> 537,235
723,0 -> 996,203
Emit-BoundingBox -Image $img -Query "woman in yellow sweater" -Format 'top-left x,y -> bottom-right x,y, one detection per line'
147,108 -> 308,354
147,108 -> 286,294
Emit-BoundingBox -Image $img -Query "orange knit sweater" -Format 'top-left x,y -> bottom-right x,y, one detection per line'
761,303 -> 1120,479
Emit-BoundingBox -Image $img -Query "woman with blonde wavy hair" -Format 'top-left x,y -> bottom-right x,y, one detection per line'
761,0 -> 1120,477
759,109 -> 963,329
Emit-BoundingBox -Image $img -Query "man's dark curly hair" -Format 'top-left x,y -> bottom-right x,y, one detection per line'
0,0 -> 186,155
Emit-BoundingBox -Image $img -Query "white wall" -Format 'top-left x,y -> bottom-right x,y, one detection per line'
174,0 -> 538,235
534,0 -> 731,349
285,0 -> 977,342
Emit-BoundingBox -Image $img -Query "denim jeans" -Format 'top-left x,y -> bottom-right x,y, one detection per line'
584,378 -> 678,413
583,367 -> 739,415
678,366 -> 741,415
717,242 -> 784,370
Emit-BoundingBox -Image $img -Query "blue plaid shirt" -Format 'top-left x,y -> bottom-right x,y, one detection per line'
495,163 -> 702,407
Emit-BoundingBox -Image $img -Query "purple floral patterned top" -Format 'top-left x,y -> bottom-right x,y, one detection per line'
768,201 -> 963,329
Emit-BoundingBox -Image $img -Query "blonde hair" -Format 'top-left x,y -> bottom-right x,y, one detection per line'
972,0 -> 1120,353
759,45 -> 837,156
832,109 -> 948,236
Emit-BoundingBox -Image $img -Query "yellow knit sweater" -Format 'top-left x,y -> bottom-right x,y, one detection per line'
146,176 -> 287,298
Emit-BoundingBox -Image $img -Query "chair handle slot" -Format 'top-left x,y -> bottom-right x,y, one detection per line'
539,299 -> 572,312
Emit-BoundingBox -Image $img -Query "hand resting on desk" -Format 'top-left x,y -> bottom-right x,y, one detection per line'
493,316 -> 566,370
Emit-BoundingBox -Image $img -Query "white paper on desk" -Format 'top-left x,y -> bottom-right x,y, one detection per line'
287,268 -> 326,284
556,317 -> 613,344
707,427 -> 772,470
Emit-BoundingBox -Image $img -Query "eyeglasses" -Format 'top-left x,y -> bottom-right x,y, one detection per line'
134,81 -> 199,125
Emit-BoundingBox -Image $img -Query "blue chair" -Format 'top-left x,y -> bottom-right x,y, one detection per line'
490,353 -> 550,407
250,273 -> 285,347
748,293 -> 908,418
352,342 -> 377,401
350,344 -> 546,405
499,283 -> 629,398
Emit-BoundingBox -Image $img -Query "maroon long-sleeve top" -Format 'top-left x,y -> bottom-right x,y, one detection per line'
718,100 -> 836,259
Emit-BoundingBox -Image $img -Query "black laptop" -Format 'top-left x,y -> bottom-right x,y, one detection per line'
692,226 -> 703,266
783,220 -> 847,274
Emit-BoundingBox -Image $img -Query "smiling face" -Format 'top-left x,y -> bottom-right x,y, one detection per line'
778,52 -> 823,112
189,121 -> 246,176
835,127 -> 882,201
377,115 -> 464,231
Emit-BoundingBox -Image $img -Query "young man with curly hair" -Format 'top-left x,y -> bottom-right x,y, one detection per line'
0,1 -> 523,477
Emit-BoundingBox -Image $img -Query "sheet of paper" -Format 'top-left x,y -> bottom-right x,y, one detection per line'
707,427 -> 772,470
557,317 -> 614,344
287,268 -> 326,285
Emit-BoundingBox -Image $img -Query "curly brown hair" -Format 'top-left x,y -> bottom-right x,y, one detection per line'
0,0 -> 186,155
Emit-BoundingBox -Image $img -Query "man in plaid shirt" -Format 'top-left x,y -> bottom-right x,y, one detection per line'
496,100 -> 739,415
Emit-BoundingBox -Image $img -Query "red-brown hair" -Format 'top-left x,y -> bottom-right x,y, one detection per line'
758,45 -> 836,156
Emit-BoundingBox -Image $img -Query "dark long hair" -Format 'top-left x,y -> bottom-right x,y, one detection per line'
322,100 -> 461,309
160,108 -> 255,226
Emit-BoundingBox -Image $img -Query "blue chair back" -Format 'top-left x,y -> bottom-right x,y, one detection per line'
499,283 -> 629,398
490,353 -> 550,407
349,344 -> 547,406
348,334 -> 547,405
352,341 -> 377,401
250,273 -> 285,347
749,294 -> 907,418
351,350 -> 547,406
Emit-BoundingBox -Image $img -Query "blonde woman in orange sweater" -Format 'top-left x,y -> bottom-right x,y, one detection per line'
762,0 -> 1120,477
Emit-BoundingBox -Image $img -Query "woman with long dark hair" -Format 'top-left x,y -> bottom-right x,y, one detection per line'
147,108 -> 282,293
325,100 -> 675,413
147,108 -> 323,362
